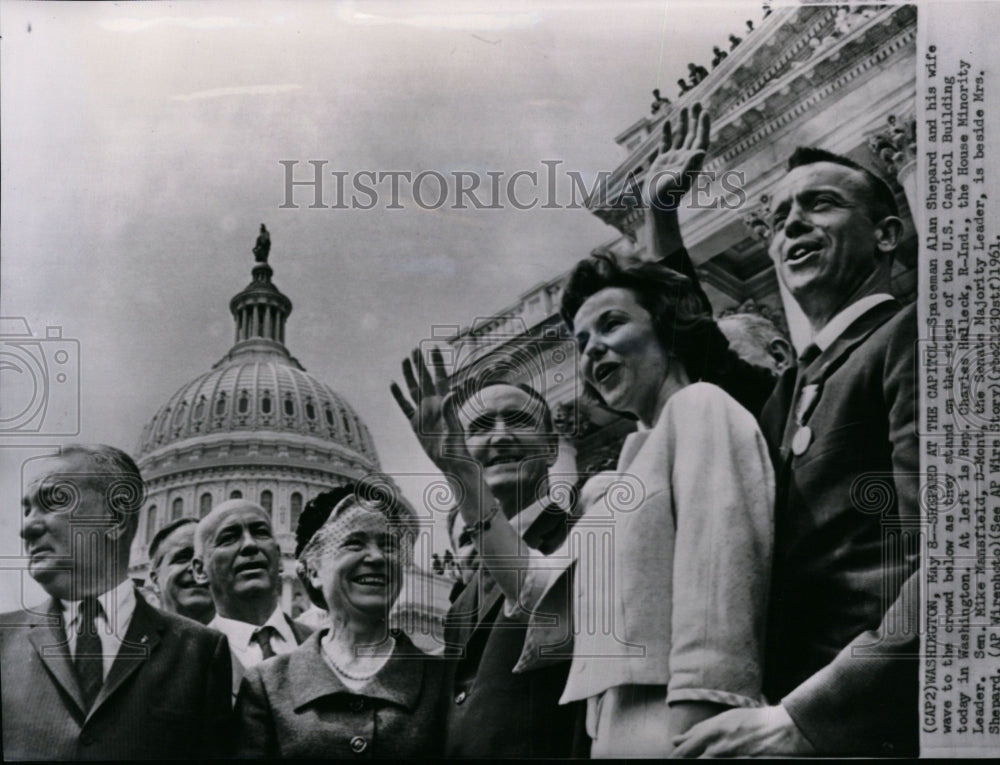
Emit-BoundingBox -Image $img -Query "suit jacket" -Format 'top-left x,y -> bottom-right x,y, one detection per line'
660,246 -> 920,756
760,300 -> 920,756
235,630 -> 444,758
442,502 -> 588,758
0,592 -> 232,760
213,612 -> 314,699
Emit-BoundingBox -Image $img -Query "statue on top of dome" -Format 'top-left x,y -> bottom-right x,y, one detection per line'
253,224 -> 271,263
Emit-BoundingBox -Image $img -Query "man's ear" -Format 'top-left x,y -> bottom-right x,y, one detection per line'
768,336 -> 795,374
191,556 -> 209,585
106,522 -> 128,541
874,216 -> 904,253
148,567 -> 160,590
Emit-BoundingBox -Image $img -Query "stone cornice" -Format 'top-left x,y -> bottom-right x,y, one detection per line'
706,5 -> 917,168
591,4 -> 916,234
587,6 -> 807,217
142,462 -> 362,491
140,432 -> 375,482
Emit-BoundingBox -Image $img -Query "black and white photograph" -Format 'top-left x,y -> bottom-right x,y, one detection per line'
1,0 -> 998,758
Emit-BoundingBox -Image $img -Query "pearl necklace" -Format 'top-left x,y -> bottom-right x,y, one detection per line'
322,636 -> 395,682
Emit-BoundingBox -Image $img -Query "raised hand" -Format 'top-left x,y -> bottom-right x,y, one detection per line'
390,347 -> 471,471
645,103 -> 711,211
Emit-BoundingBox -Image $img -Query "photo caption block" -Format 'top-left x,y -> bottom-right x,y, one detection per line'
920,1 -> 1000,756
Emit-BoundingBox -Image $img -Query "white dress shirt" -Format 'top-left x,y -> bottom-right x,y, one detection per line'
60,578 -> 136,679
810,293 -> 895,351
209,607 -> 297,668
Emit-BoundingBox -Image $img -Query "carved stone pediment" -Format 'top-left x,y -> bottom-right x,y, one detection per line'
589,4 -> 915,235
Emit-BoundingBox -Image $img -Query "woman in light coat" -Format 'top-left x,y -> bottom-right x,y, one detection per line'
405,253 -> 775,757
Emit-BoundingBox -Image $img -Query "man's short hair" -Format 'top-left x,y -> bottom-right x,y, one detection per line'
57,444 -> 145,540
786,146 -> 899,221
148,517 -> 199,568
447,374 -> 554,435
195,499 -> 269,557
718,311 -> 786,349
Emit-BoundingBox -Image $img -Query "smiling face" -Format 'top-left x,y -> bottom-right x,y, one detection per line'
768,162 -> 894,326
573,287 -> 670,425
194,501 -> 280,619
306,504 -> 403,624
151,523 -> 214,623
21,455 -> 117,600
456,384 -> 556,512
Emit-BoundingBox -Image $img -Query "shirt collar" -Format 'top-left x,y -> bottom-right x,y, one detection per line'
61,578 -> 136,632
811,294 -> 894,352
211,606 -> 294,651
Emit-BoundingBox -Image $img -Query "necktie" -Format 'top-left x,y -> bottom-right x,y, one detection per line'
251,625 -> 278,660
74,597 -> 104,711
781,344 -> 821,457
797,343 -> 821,369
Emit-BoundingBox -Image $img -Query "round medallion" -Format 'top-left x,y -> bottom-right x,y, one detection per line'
791,426 -> 813,456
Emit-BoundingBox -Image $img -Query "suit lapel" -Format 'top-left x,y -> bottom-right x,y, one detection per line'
88,594 -> 162,719
285,613 -> 311,645
475,571 -> 502,627
448,568 -> 480,648
27,599 -> 86,715
805,300 -> 900,388
778,300 -> 901,465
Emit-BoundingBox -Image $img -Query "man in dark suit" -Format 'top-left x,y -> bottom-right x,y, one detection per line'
392,359 -> 587,757
193,498 -> 312,700
643,107 -> 919,756
1,444 -> 232,760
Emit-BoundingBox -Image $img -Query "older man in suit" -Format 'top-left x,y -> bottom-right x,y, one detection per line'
193,499 -> 312,699
392,361 -> 587,757
1,444 -> 232,760
643,106 -> 919,757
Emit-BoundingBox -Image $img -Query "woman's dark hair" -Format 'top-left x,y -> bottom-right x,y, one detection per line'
294,479 -> 416,610
559,253 -> 729,408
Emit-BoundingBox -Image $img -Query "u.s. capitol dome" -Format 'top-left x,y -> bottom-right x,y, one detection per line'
129,237 -> 380,611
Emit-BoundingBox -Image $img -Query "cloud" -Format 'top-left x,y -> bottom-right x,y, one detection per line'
171,84 -> 303,102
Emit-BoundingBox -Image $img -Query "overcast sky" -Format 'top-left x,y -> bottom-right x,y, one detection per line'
0,0 -> 769,608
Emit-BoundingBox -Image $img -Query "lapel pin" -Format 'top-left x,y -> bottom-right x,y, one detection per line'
140,635 -> 148,644
792,426 -> 813,456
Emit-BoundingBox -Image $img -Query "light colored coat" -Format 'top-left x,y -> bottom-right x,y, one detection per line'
517,382 -> 774,709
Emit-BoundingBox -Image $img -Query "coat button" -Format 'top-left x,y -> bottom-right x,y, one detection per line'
350,736 -> 367,754
80,734 -> 95,746
454,690 -> 467,705
350,698 -> 365,713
